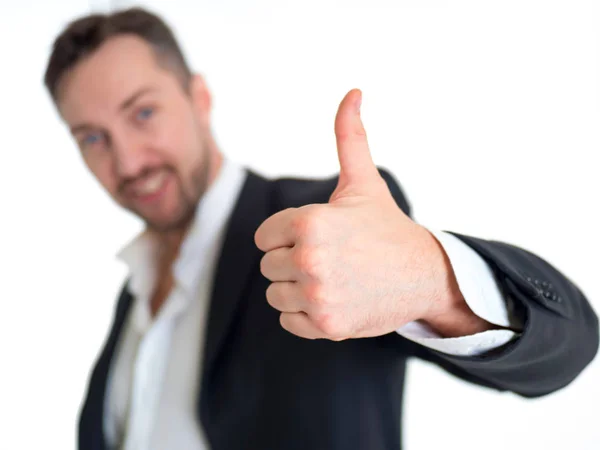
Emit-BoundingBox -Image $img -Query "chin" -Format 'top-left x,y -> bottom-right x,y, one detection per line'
144,208 -> 196,233
123,183 -> 199,232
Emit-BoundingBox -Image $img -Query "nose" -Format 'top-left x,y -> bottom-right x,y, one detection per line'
111,129 -> 149,180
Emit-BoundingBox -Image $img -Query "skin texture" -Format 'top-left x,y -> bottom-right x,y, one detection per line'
56,35 -> 493,336
255,89 -> 497,339
57,35 -> 223,314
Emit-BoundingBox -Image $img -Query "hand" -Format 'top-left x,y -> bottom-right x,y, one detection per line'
254,89 -> 479,340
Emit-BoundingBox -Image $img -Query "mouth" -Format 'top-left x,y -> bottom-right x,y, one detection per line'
126,170 -> 170,205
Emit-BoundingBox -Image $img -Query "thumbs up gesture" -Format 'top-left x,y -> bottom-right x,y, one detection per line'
254,89 -> 470,340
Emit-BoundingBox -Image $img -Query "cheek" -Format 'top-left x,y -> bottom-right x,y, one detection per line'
84,153 -> 120,196
152,106 -> 206,179
162,122 -> 203,172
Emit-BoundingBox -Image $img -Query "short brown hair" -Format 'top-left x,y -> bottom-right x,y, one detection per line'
44,7 -> 192,102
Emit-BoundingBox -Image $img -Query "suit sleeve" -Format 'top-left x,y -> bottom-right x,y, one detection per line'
377,167 -> 599,398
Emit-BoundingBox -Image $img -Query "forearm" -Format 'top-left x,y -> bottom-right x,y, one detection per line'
423,233 -> 599,397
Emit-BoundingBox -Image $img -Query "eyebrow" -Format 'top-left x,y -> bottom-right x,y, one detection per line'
119,86 -> 156,112
70,87 -> 157,135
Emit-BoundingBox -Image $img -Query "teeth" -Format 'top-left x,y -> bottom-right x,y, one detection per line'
133,171 -> 167,196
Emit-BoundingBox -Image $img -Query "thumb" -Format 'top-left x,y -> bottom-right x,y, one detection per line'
333,89 -> 381,199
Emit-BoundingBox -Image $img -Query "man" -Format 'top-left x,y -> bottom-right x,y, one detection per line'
44,7 -> 598,450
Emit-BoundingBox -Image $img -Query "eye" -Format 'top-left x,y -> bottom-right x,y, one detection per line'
137,107 -> 154,121
82,133 -> 103,147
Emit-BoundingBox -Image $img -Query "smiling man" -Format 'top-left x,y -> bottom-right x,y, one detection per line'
45,7 -> 598,450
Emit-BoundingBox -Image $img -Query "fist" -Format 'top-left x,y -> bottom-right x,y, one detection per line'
254,89 -> 444,340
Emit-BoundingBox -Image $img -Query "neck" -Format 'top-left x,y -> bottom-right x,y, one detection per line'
147,148 -> 224,317
154,148 -> 224,272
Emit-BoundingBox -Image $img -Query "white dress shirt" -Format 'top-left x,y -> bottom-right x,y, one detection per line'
104,158 -> 521,449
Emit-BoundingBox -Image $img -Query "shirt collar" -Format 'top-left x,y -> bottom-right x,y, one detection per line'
173,156 -> 247,294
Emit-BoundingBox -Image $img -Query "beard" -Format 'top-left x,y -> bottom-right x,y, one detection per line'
153,156 -> 210,233
121,151 -> 212,234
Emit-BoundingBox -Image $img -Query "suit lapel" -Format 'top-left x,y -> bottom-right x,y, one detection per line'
79,169 -> 273,448
78,285 -> 134,450
198,169 -> 271,425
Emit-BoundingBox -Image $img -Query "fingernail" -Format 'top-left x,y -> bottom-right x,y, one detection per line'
355,92 -> 362,113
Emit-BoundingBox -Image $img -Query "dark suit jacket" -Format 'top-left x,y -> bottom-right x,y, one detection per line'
78,168 -> 599,450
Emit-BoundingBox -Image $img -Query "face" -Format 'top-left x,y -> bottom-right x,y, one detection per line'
58,35 -> 215,233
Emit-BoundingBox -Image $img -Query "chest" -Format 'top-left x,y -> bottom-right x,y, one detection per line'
106,272 -> 215,450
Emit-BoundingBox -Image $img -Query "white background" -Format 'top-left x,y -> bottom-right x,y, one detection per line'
0,0 -> 598,448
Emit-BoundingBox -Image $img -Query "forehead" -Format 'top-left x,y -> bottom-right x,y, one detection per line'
57,35 -> 168,124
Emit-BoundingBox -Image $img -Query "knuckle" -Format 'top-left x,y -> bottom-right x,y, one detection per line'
337,125 -> 367,142
314,313 -> 345,338
291,214 -> 313,238
292,206 -> 325,238
293,247 -> 323,277
303,282 -> 327,307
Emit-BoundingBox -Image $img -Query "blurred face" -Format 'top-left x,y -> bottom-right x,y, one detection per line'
57,35 -> 215,232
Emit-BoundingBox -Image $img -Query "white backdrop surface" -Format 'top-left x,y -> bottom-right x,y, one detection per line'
0,1 -> 598,448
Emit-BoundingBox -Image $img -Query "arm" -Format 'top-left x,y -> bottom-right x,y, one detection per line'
378,168 -> 599,396
397,229 -> 523,356
421,233 -> 598,397
263,153 -> 597,398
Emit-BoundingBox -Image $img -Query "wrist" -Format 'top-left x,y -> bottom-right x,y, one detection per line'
419,228 -> 498,337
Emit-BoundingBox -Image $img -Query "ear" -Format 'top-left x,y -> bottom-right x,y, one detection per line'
189,73 -> 212,124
